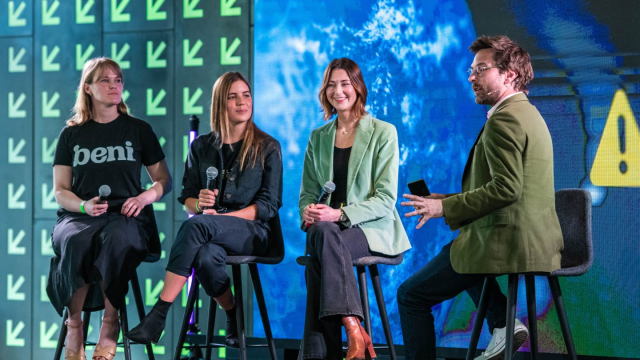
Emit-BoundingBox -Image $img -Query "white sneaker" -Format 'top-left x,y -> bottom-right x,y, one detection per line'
477,318 -> 529,360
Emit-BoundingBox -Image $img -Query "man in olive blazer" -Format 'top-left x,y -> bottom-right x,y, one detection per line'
398,36 -> 563,360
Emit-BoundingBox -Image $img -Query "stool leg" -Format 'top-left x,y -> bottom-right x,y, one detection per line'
249,264 -> 278,360
466,278 -> 490,360
174,277 -> 200,360
524,275 -> 538,360
120,297 -> 132,360
53,309 -> 68,360
356,266 -> 372,337
548,277 -> 578,360
505,274 -> 519,360
232,265 -> 247,360
131,272 -> 155,360
82,311 -> 90,342
370,265 -> 397,360
205,296 -> 216,360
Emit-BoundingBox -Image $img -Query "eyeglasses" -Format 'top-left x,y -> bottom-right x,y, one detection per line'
467,66 -> 501,76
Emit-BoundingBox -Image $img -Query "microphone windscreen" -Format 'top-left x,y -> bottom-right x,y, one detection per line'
206,166 -> 218,179
323,181 -> 336,194
99,185 -> 111,198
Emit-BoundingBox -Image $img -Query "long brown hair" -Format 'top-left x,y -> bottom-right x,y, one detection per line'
469,35 -> 534,94
210,72 -> 271,170
67,57 -> 128,126
319,58 -> 368,121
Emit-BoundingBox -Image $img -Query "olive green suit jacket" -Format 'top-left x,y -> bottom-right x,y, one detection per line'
299,115 -> 411,256
442,94 -> 563,274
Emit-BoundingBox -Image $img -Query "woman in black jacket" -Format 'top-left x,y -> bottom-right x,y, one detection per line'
126,71 -> 283,345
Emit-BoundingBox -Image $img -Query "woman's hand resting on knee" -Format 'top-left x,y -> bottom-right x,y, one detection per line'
303,204 -> 341,225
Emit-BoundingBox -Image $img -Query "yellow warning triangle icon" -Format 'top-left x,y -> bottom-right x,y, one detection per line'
590,89 -> 640,187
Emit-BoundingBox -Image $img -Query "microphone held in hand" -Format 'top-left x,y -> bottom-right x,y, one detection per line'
204,167 -> 219,210
301,181 -> 336,231
316,181 -> 336,205
97,185 -> 111,204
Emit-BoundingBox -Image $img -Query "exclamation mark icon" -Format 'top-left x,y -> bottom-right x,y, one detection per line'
618,115 -> 627,174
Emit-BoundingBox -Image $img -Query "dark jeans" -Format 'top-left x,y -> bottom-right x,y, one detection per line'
397,241 -> 507,360
166,214 -> 269,297
302,222 -> 372,360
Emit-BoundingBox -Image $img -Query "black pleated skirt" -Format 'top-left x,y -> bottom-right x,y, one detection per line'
46,206 -> 157,316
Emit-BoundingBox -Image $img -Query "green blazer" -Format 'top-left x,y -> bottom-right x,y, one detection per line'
299,114 -> 411,256
442,94 -> 563,274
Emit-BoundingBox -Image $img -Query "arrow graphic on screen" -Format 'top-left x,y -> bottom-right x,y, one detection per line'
42,0 -> 61,25
6,320 -> 25,346
42,137 -> 57,164
76,44 -> 95,70
184,0 -> 202,18
220,37 -> 241,65
76,0 -> 95,24
8,229 -> 26,255
147,41 -> 167,68
7,275 -> 26,300
111,0 -> 131,22
183,87 -> 203,114
8,93 -> 27,118
8,138 -> 27,164
8,183 -> 26,209
147,0 -> 167,21
146,89 -> 167,116
8,1 -> 27,27
221,0 -> 241,16
111,42 -> 131,69
42,45 -> 61,72
183,39 -> 203,67
42,183 -> 58,210
145,279 -> 164,305
9,47 -> 26,73
42,91 -> 61,118
40,322 -> 58,348
41,229 -> 55,256
41,276 -> 50,302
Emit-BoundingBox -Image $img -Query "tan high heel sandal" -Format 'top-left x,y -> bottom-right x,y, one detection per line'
92,317 -> 119,360
64,320 -> 86,360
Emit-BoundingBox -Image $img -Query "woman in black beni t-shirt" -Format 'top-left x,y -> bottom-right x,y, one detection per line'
126,72 -> 283,346
47,58 -> 172,360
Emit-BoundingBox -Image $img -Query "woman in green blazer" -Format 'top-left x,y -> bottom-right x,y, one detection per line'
299,58 -> 411,360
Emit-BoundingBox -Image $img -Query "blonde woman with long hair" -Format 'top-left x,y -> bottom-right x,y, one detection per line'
126,72 -> 283,346
47,57 -> 171,360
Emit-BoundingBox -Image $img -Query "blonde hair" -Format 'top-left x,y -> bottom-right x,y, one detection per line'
67,57 -> 128,126
319,58 -> 368,121
210,72 -> 271,170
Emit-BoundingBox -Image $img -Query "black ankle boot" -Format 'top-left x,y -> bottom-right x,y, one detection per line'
224,306 -> 239,348
125,299 -> 171,344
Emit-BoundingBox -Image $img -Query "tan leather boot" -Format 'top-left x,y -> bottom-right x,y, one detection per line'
342,316 -> 376,360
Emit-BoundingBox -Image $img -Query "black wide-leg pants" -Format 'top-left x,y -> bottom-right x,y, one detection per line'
301,222 -> 374,360
166,214 -> 269,298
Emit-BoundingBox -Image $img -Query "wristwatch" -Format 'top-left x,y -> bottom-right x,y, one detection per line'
339,209 -> 348,223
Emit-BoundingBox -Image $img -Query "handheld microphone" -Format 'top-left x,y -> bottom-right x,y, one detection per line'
97,185 -> 111,204
301,181 -> 336,230
316,181 -> 336,205
204,167 -> 218,210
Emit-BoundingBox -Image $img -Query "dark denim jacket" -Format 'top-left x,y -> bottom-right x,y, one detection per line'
178,131 -> 283,229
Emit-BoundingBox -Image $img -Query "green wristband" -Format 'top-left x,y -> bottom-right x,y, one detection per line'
80,201 -> 86,214
195,200 -> 201,213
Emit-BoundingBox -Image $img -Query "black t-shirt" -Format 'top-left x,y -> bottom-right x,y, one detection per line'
220,139 -> 243,201
53,114 -> 166,205
331,146 -> 351,209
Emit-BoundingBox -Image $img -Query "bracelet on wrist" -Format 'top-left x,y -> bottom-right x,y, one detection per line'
195,200 -> 201,213
80,201 -> 86,214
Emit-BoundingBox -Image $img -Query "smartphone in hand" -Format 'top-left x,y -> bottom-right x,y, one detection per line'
408,179 -> 431,196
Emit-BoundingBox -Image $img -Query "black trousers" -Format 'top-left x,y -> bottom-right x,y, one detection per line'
302,222 -> 373,360
397,241 -> 507,360
166,214 -> 269,298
